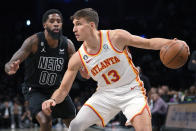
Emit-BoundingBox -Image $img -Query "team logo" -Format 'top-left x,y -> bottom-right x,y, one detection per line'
40,42 -> 46,53
41,47 -> 46,53
83,55 -> 88,60
59,49 -> 64,55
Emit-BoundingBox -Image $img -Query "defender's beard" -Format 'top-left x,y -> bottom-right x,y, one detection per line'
46,27 -> 62,40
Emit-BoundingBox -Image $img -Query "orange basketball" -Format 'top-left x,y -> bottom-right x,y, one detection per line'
160,40 -> 189,69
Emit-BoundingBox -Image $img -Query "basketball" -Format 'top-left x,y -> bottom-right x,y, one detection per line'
160,40 -> 189,69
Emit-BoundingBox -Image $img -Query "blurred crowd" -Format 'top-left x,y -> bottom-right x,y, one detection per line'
0,0 -> 196,130
0,99 -> 33,129
0,67 -> 196,130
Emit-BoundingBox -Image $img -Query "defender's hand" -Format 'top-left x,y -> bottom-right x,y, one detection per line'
5,60 -> 20,75
42,99 -> 56,116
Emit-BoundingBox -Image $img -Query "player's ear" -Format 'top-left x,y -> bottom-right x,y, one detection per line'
89,22 -> 96,29
43,23 -> 46,29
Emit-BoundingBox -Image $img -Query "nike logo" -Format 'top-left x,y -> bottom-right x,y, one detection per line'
130,86 -> 137,90
86,58 -> 93,63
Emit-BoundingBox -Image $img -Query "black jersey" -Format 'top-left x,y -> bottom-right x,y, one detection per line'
24,32 -> 69,89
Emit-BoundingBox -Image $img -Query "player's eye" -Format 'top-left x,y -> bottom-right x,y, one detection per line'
56,19 -> 62,23
49,19 -> 55,23
76,23 -> 81,26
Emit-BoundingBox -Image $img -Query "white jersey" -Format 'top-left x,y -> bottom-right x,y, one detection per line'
77,30 -> 149,127
78,30 -> 143,91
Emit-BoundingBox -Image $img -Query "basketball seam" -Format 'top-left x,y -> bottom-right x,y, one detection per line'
162,42 -> 177,61
166,44 -> 184,65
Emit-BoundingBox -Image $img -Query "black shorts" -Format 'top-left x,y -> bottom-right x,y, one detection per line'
22,87 -> 76,119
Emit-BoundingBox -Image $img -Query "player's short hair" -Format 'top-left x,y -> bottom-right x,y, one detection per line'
42,9 -> 63,24
70,8 -> 99,29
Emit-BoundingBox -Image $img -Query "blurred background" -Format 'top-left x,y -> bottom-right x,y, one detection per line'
0,0 -> 196,130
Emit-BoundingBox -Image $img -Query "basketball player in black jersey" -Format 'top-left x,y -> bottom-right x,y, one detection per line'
4,9 -> 87,131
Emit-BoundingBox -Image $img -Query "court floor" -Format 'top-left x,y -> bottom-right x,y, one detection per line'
0,126 -> 132,131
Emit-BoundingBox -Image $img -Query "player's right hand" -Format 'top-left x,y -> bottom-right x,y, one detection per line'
5,60 -> 20,75
174,38 -> 190,55
42,99 -> 56,116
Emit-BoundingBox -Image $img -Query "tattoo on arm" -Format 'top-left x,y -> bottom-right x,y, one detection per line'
67,39 -> 76,59
5,35 -> 38,67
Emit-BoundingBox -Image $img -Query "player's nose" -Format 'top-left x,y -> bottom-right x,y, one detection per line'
73,26 -> 77,33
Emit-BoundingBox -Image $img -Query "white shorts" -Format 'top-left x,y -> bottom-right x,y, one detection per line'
84,83 -> 151,127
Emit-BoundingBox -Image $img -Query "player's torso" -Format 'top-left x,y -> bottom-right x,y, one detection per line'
25,32 -> 69,89
79,30 -> 142,90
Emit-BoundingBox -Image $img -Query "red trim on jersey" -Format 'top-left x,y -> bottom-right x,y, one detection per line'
83,30 -> 103,56
78,51 -> 89,74
123,49 -> 144,87
84,104 -> 105,127
107,30 -> 123,54
126,102 -> 151,126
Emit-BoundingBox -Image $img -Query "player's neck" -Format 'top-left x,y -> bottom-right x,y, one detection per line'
84,30 -> 100,50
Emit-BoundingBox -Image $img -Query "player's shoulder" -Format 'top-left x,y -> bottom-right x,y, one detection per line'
66,38 -> 74,45
108,29 -> 131,42
109,29 -> 130,37
21,33 -> 39,54
71,52 -> 81,60
71,52 -> 84,63
66,38 -> 75,52
68,52 -> 83,68
112,29 -> 131,35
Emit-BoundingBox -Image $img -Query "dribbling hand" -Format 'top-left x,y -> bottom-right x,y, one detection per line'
42,99 -> 56,116
174,38 -> 190,55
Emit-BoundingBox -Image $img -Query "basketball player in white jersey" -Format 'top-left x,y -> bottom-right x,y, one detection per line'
42,8 -> 189,131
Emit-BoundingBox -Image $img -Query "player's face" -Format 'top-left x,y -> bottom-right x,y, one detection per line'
72,18 -> 92,41
44,13 -> 63,39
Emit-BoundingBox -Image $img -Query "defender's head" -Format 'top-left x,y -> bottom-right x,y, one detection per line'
42,9 -> 63,39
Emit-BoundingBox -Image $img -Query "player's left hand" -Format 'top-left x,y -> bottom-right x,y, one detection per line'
5,60 -> 20,75
42,99 -> 56,116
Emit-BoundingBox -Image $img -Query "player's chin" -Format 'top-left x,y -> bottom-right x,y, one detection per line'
76,38 -> 83,41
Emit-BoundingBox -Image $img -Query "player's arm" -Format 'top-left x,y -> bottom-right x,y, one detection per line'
42,52 -> 82,115
4,34 -> 38,75
52,52 -> 81,103
110,29 -> 189,51
67,39 -> 90,79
